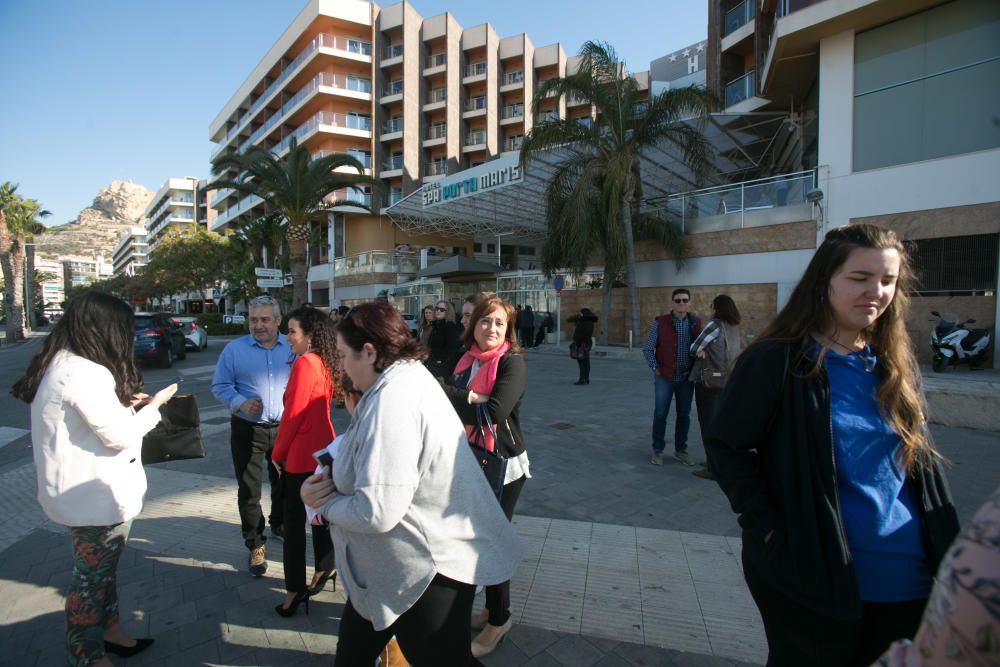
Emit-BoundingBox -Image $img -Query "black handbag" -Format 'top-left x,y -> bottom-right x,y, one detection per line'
467,404 -> 506,501
569,343 -> 579,359
141,395 -> 206,465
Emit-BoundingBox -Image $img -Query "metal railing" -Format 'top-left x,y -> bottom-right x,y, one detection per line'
501,104 -> 524,119
505,136 -> 523,151
465,96 -> 487,111
723,0 -> 754,36
465,131 -> 486,146
383,155 -> 404,171
535,111 -> 558,125
427,53 -> 446,68
426,124 -> 447,140
502,71 -> 523,85
650,170 -> 814,233
382,81 -> 403,96
428,88 -> 447,103
426,162 -> 448,177
383,44 -> 403,60
464,62 -> 487,77
383,118 -> 403,134
274,111 -> 371,155
724,70 -> 756,107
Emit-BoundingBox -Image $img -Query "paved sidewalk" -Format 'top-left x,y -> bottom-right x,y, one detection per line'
2,344 -> 996,666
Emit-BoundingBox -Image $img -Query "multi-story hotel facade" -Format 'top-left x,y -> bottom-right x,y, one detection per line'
144,177 -> 214,253
207,0 -> 634,310
111,225 -> 149,278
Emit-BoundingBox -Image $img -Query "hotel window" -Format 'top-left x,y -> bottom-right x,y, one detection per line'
853,0 -> 1000,171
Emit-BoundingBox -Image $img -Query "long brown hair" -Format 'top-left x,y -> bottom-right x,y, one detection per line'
757,223 -> 932,471
459,295 -> 522,353
287,306 -> 341,391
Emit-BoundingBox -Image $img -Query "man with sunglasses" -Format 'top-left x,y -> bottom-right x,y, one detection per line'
643,288 -> 701,466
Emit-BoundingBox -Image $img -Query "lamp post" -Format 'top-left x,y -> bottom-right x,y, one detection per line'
23,242 -> 35,334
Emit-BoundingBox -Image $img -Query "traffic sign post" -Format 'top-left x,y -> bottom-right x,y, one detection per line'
256,278 -> 284,288
254,268 -> 283,278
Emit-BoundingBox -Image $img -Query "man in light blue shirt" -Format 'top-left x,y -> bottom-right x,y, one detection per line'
211,295 -> 292,576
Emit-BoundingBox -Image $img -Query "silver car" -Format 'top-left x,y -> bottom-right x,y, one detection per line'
171,316 -> 208,351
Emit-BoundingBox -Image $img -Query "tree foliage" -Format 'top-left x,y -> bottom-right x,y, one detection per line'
0,182 -> 49,341
520,41 -> 717,342
211,138 -> 382,307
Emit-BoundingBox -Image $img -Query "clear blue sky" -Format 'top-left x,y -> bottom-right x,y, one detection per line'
0,0 -> 706,227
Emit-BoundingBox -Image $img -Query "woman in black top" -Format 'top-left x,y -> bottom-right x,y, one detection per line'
440,295 -> 527,659
424,300 -> 462,377
570,308 -> 598,385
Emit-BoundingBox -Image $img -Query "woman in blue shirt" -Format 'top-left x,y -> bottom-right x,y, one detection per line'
706,224 -> 959,667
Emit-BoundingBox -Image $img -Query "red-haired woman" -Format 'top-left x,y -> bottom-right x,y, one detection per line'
442,295 -> 529,658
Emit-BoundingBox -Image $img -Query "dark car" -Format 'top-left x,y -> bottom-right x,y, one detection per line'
134,312 -> 187,367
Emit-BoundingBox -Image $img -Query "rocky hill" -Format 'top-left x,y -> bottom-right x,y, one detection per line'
32,180 -> 153,258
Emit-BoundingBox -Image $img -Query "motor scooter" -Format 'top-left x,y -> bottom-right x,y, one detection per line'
929,310 -> 991,372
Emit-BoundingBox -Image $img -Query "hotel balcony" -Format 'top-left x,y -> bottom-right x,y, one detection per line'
423,88 -> 447,112
423,124 -> 447,148
724,70 -> 756,108
273,110 -> 372,157
534,111 -> 558,126
463,131 -> 487,152
724,0 -> 755,36
462,96 -> 487,119
463,61 -> 488,84
648,170 -> 815,234
212,34 -> 372,158
381,155 -> 403,178
380,81 -> 404,104
499,71 -> 524,93
425,162 -> 448,180
424,52 -> 447,76
500,104 -> 525,125
504,136 -> 523,152
381,118 -> 403,141
381,43 -> 403,68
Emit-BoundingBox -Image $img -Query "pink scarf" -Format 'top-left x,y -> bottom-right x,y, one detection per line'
453,340 -> 510,452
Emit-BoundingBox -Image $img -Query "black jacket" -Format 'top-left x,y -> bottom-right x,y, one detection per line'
572,314 -> 598,347
705,339 -> 959,620
425,319 -> 462,377
441,352 -> 526,459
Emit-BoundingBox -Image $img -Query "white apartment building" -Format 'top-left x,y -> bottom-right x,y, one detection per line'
144,177 -> 206,253
112,226 -> 149,278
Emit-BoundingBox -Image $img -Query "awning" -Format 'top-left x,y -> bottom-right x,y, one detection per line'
386,112 -> 793,241
417,255 -> 501,278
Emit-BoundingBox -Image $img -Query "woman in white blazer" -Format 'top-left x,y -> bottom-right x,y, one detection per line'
12,292 -> 177,667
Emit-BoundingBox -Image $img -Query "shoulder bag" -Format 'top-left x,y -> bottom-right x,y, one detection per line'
699,324 -> 731,391
141,395 -> 207,464
468,404 -> 506,501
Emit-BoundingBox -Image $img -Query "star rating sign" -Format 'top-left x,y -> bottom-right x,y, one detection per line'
669,54 -> 677,62
683,48 -> 691,57
697,43 -> 705,52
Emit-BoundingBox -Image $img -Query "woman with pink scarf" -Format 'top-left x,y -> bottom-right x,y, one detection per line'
443,295 -> 528,658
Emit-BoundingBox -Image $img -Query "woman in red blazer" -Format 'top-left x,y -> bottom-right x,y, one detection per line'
271,306 -> 339,617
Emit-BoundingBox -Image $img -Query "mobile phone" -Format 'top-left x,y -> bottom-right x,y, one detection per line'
148,376 -> 183,395
313,449 -> 334,469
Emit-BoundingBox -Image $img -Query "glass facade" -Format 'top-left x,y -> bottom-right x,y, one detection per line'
853,0 -> 1000,171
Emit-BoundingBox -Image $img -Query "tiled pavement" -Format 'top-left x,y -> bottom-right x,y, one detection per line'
2,339 -> 997,666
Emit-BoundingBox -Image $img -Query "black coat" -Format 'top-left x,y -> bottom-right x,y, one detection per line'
441,351 -> 526,459
572,314 -> 598,347
425,319 -> 462,378
705,339 -> 959,621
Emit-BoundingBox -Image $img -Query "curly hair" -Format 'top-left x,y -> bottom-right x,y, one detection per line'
12,291 -> 143,405
287,306 -> 341,390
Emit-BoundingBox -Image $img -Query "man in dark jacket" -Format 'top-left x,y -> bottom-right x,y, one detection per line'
642,288 -> 701,466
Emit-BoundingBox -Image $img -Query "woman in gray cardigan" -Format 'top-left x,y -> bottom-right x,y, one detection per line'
688,294 -> 742,480
301,301 -> 522,666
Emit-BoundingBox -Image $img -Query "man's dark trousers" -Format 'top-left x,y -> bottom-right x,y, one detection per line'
230,417 -> 283,549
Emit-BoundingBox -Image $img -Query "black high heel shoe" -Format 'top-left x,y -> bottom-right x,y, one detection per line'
307,570 -> 337,596
104,638 -> 154,657
275,591 -> 310,617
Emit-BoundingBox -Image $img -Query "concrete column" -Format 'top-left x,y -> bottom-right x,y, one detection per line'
817,29 -> 855,232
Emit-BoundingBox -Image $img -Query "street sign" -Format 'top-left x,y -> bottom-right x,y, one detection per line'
256,278 -> 284,288
254,268 -> 283,278
224,315 -> 246,325
553,275 -> 565,290
211,288 -> 221,299
283,275 -> 293,286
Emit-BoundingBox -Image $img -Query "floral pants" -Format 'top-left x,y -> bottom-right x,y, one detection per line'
66,521 -> 131,666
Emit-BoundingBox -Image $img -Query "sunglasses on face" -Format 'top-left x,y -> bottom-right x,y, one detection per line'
435,306 -> 447,312
673,298 -> 689,304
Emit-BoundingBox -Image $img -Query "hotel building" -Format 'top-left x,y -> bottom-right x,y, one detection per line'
207,0 -> 638,308
144,177 -> 215,253
111,225 -> 150,278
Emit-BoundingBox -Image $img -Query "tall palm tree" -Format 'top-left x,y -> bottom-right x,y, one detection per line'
520,41 -> 717,343
211,138 -> 381,307
0,182 -> 48,342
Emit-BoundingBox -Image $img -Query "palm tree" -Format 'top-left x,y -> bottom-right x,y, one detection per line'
211,139 -> 382,307
0,182 -> 48,342
520,41 -> 717,343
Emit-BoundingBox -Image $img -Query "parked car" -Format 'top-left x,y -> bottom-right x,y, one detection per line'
401,313 -> 419,337
134,312 -> 187,368
171,316 -> 208,351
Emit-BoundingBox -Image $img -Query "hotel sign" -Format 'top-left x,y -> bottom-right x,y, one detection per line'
421,155 -> 523,207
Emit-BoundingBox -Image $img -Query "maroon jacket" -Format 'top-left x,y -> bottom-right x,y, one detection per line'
654,313 -> 701,380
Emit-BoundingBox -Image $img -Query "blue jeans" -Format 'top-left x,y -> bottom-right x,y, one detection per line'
652,374 -> 694,453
